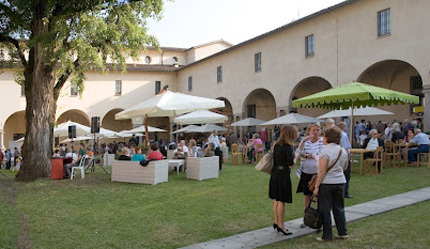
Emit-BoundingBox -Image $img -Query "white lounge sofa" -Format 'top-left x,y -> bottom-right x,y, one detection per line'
186,156 -> 219,181
111,160 -> 168,185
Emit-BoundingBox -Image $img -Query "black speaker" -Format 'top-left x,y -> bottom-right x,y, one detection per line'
91,116 -> 100,133
68,125 -> 76,139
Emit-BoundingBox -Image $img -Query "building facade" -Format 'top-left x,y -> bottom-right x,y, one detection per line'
1,0 -> 429,148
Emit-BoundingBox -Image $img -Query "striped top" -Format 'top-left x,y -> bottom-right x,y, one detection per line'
296,137 -> 325,174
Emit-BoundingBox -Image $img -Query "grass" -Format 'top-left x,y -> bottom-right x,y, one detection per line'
0,160 -> 429,249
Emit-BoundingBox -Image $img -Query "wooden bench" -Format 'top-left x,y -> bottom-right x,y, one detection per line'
186,156 -> 219,181
111,160 -> 168,185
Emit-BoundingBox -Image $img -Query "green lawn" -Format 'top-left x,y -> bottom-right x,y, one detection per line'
0,161 -> 429,249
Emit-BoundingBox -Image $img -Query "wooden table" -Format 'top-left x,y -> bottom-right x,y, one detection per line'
350,148 -> 375,175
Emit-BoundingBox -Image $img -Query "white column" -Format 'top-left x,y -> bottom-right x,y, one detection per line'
422,85 -> 430,133
0,128 -> 4,149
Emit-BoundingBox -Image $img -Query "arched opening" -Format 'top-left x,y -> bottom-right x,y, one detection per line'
290,77 -> 332,117
215,97 -> 233,126
102,109 -> 132,132
4,110 -> 25,147
57,109 -> 90,126
357,60 -> 423,122
243,88 -> 277,122
146,117 -> 170,142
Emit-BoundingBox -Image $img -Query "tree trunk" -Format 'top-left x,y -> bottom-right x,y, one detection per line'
15,5 -> 55,182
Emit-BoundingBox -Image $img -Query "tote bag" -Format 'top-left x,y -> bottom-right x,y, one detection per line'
255,145 -> 274,174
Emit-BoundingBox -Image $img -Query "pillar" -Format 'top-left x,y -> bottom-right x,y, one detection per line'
422,85 -> 430,133
0,128 -> 4,150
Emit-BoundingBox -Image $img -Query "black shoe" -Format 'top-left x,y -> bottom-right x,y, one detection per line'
272,223 -> 278,230
277,227 -> 292,235
345,195 -> 354,199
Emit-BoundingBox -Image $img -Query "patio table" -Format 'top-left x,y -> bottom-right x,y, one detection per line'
350,148 -> 375,175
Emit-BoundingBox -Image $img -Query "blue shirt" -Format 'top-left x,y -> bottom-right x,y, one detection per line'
131,154 -> 145,161
410,133 -> 430,146
340,131 -> 351,151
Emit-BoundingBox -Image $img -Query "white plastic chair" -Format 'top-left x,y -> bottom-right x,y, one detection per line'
71,155 -> 91,179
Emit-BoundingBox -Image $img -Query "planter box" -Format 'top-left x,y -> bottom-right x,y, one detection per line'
186,156 -> 219,181
111,160 -> 168,185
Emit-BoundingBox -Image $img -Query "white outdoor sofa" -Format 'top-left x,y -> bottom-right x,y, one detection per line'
186,156 -> 219,181
111,160 -> 168,185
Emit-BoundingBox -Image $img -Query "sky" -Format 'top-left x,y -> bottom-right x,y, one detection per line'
147,0 -> 345,48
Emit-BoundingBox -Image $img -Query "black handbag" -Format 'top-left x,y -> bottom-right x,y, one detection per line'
303,195 -> 322,229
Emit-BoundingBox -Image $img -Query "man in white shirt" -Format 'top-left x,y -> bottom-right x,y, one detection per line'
363,129 -> 385,172
64,148 -> 78,178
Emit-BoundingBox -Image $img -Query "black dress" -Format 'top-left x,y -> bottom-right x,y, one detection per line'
269,143 -> 294,203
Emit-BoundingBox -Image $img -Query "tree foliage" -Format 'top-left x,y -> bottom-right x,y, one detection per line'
1,0 -> 164,91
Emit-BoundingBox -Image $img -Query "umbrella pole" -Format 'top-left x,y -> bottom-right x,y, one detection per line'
144,115 -> 150,146
350,102 -> 354,147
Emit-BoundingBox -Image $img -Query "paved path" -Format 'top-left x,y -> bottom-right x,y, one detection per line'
180,187 -> 430,249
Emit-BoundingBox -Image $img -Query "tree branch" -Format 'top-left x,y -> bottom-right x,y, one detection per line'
53,58 -> 80,99
0,34 -> 28,68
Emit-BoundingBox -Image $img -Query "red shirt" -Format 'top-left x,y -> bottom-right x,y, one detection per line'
147,151 -> 164,161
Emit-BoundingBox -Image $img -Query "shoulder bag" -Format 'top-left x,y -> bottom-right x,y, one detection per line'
304,195 -> 322,229
255,144 -> 275,174
308,148 -> 342,192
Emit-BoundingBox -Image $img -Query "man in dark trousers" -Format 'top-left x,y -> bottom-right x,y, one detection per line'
338,122 -> 353,198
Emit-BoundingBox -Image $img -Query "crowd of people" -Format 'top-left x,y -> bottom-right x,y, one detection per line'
0,147 -> 21,171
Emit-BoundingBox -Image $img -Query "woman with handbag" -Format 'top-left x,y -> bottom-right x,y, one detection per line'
269,125 -> 299,235
312,126 -> 349,242
295,123 -> 325,228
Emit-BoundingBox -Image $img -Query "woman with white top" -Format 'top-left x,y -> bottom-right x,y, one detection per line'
313,126 -> 349,242
295,123 -> 325,228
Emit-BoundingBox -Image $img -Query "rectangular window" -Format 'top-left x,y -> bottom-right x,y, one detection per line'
70,83 -> 78,96
217,66 -> 222,83
378,9 -> 391,36
247,104 -> 256,118
254,52 -> 261,72
305,34 -> 314,58
155,81 -> 161,94
188,76 -> 193,91
115,80 -> 122,95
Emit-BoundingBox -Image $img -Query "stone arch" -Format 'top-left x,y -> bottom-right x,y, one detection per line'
242,88 -> 277,122
215,97 -> 233,126
4,110 -> 26,146
357,59 -> 423,121
56,109 -> 90,126
289,77 -> 332,117
102,109 -> 132,132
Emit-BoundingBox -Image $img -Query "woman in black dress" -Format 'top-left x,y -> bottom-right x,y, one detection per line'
269,124 -> 299,235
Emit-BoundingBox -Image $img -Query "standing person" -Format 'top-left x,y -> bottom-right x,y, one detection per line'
295,124 -> 325,228
208,131 -> 223,170
269,125 -> 298,236
325,118 -> 335,129
384,122 -> 393,141
5,149 -> 12,170
313,126 -> 349,242
13,147 -> 20,167
338,122 -> 352,198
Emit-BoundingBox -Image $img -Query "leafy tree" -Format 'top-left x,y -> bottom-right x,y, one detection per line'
0,0 -> 165,181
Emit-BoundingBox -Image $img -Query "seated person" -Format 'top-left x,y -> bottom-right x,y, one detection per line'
132,147 -> 145,161
118,147 -> 131,161
146,143 -> 164,161
391,124 -> 403,143
53,149 -> 61,157
204,142 -> 215,157
188,139 -> 197,157
86,146 -> 94,156
407,129 -> 430,165
363,129 -> 385,172
63,148 -> 79,177
405,128 -> 415,143
173,140 -> 188,159
247,133 -> 263,163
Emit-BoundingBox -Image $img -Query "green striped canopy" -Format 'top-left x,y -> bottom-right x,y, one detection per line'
292,82 -> 419,109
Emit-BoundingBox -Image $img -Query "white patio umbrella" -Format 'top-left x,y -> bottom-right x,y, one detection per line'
174,110 -> 228,125
60,136 -> 94,143
54,121 -> 91,137
230,117 -> 266,127
115,90 -> 225,141
317,107 -> 394,119
261,113 -> 322,126
122,125 -> 167,133
186,124 -> 227,133
171,125 -> 199,134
